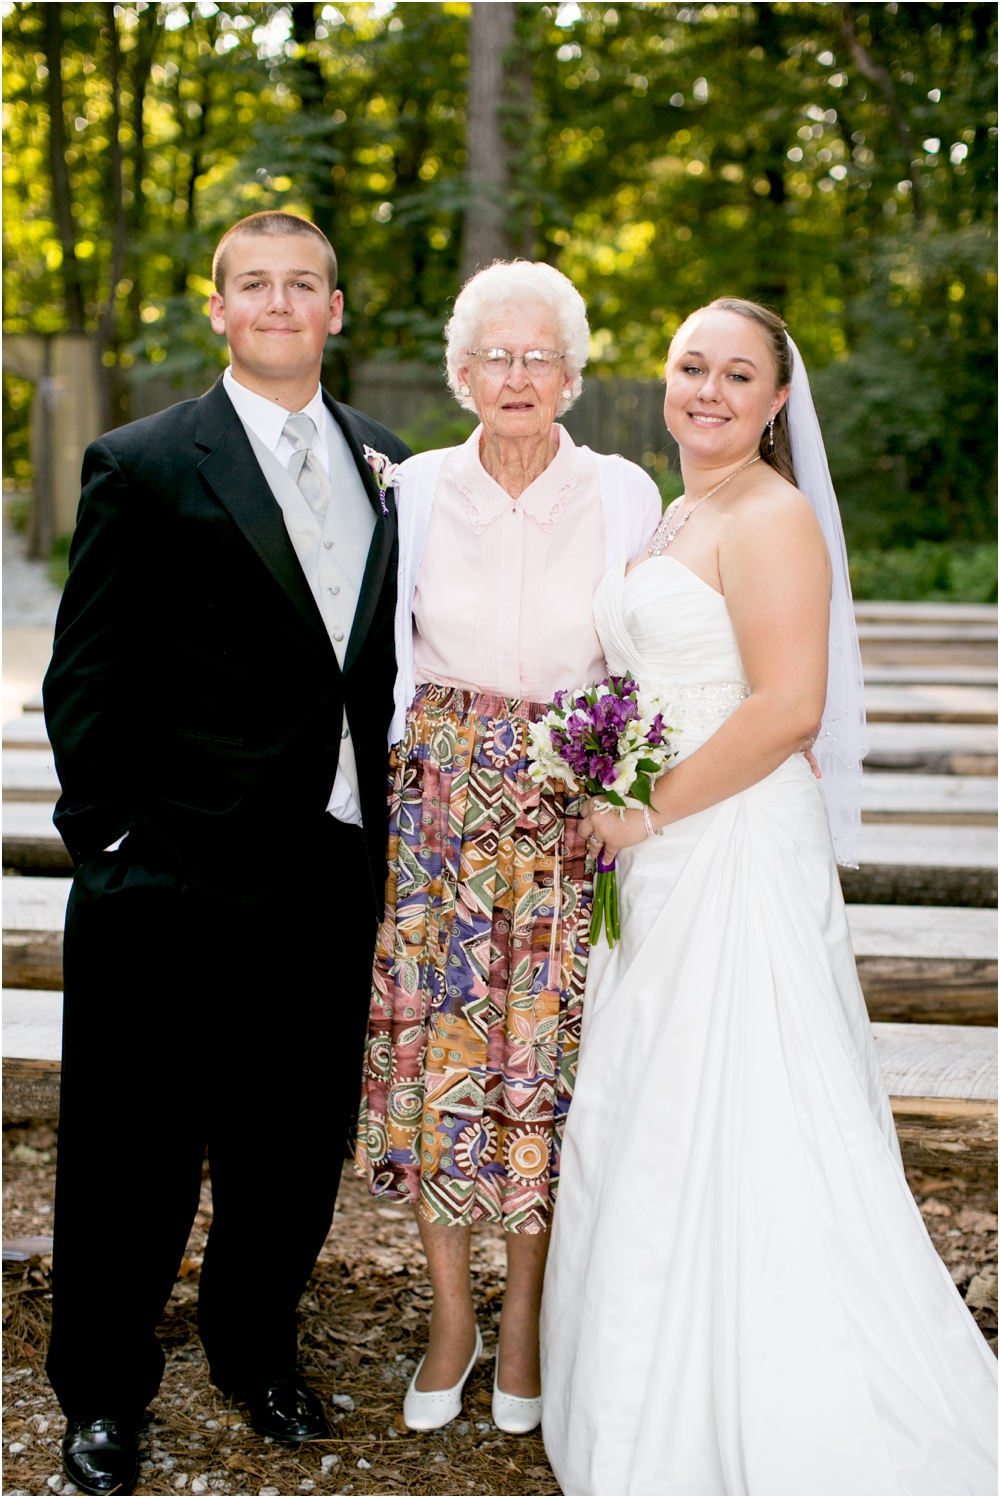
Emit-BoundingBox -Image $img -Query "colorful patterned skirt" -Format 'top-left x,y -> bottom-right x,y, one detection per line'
356,683 -> 592,1235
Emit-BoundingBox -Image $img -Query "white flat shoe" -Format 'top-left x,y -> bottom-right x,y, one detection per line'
403,1325 -> 483,1432
492,1352 -> 542,1434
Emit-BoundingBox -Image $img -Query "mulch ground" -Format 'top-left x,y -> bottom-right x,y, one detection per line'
3,1121 -> 997,1498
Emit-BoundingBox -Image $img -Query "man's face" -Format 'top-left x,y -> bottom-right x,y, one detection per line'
209,233 -> 343,384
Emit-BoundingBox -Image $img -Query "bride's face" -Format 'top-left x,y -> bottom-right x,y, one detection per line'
663,309 -> 789,466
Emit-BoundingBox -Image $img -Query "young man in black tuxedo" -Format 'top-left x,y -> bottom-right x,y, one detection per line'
43,212 -> 409,1496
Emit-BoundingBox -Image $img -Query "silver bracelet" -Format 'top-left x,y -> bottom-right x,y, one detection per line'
643,805 -> 657,840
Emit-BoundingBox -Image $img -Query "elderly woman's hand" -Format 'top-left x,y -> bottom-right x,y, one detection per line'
579,800 -> 650,863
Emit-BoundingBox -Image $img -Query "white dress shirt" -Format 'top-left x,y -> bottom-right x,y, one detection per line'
223,366 -> 375,827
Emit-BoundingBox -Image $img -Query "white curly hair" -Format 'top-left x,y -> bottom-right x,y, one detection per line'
444,260 -> 590,415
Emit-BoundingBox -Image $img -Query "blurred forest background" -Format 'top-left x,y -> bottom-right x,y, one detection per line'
2,0 -> 997,598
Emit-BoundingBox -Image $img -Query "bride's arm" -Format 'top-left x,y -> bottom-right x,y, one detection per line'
583,489 -> 831,857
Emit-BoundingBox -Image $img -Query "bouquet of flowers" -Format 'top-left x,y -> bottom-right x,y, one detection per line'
527,677 -> 676,948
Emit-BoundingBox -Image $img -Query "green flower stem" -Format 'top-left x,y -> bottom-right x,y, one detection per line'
590,869 -> 620,949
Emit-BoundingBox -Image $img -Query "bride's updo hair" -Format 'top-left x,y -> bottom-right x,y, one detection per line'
673,297 -> 797,486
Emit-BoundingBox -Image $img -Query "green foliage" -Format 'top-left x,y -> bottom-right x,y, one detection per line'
811,225 -> 997,547
849,542 -> 997,602
48,532 -> 71,589
656,466 -> 685,508
396,402 -> 477,454
1,0 -> 996,561
2,372 -> 35,498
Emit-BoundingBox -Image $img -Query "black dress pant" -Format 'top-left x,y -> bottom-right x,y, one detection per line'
46,817 -> 375,1421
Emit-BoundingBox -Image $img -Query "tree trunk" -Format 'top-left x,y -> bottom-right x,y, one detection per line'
459,1 -> 517,284
28,338 -> 55,561
840,6 -> 925,222
124,7 -> 158,339
43,4 -> 85,333
97,5 -> 126,432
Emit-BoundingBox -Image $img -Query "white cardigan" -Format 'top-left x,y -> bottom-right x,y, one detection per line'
388,443 -> 662,745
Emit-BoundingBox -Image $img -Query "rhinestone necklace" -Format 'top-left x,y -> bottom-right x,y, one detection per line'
647,454 -> 762,556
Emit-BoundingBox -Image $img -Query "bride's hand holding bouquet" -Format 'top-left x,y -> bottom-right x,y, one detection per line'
526,677 -> 676,946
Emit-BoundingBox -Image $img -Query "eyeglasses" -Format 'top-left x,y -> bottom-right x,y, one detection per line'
467,348 -> 566,377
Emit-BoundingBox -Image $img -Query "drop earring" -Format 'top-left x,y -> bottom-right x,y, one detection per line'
767,418 -> 775,451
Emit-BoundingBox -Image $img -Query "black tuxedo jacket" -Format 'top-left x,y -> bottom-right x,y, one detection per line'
43,376 -> 410,915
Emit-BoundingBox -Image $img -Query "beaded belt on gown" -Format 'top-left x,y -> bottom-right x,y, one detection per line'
643,680 -> 750,735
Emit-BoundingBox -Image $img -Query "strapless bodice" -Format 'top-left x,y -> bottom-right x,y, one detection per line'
594,557 -> 750,756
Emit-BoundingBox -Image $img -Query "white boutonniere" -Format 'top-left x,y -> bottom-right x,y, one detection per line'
363,446 -> 400,515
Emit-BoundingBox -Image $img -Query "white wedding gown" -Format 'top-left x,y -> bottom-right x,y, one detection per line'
541,558 -> 997,1497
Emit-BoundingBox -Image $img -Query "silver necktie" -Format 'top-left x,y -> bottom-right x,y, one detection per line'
282,412 -> 330,517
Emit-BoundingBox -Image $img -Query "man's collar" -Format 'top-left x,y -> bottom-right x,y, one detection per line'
222,366 -> 324,454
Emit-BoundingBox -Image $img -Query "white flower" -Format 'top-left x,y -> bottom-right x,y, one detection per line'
363,445 -> 401,494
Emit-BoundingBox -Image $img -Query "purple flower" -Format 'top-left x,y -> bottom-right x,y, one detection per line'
647,713 -> 666,747
588,754 -> 618,787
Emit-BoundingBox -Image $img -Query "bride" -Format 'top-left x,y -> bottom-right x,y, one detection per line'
540,298 -> 997,1496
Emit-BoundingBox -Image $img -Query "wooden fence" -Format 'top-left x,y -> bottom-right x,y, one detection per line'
349,360 -> 677,470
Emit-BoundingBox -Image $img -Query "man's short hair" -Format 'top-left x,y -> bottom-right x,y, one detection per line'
212,212 -> 338,293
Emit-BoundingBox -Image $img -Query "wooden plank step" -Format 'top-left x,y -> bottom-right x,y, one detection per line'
864,723 -> 998,776
848,905 -> 997,1025
873,1021 -> 997,1104
857,624 -> 998,644
4,869 -> 995,1029
860,642 -> 997,669
3,716 -> 51,750
864,666 -> 998,687
3,876 -> 71,990
2,804 -> 72,873
7,687 -> 993,767
3,989 -> 63,1061
861,774 -> 996,825
854,603 -> 998,625
3,749 -> 59,801
3,1058 -> 62,1123
841,825 -> 997,908
873,1022 -> 998,1167
864,684 -> 997,725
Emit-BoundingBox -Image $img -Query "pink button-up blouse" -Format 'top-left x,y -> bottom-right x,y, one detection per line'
412,424 -> 607,704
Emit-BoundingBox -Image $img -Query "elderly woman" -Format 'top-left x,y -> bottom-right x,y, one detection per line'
356,261 -> 660,1434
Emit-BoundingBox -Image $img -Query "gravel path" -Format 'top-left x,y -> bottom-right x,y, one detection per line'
3,515 -> 62,631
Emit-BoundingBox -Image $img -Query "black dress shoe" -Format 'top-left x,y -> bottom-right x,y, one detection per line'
240,1376 -> 327,1443
62,1417 -> 139,1496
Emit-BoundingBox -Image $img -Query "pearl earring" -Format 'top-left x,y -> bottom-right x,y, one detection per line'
767,417 -> 775,451
459,384 -> 471,396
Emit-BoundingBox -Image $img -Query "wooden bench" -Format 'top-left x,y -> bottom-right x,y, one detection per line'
865,665 -> 997,688
861,773 -> 997,826
848,905 -> 997,1025
863,684 -> 997,725
864,722 -> 998,776
872,1021 -> 998,1175
853,603 -> 998,624
6,989 -> 995,1171
2,804 -> 72,873
3,716 -> 51,750
5,875 -> 995,1031
3,988 -> 63,1123
3,748 -> 59,801
3,876 -> 71,989
842,824 -> 997,908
